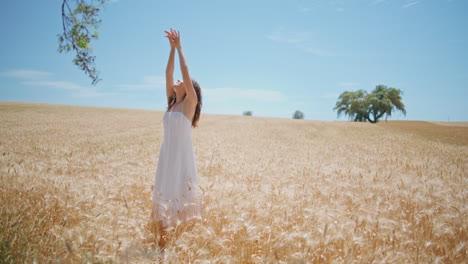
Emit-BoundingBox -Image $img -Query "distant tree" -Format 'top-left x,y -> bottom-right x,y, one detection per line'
293,110 -> 304,119
243,111 -> 253,116
334,85 -> 406,123
58,0 -> 107,85
333,89 -> 368,122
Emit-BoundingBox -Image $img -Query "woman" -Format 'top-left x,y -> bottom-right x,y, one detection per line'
152,29 -> 202,228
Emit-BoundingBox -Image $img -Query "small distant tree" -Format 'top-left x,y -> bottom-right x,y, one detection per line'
243,111 -> 253,116
334,84 -> 406,123
293,110 -> 304,119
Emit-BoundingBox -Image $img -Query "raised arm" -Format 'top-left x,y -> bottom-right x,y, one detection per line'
164,30 -> 176,102
172,30 -> 198,107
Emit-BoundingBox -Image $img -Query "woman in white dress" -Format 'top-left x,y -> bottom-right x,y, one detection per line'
152,29 -> 202,228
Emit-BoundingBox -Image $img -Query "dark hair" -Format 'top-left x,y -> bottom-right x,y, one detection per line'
167,79 -> 202,127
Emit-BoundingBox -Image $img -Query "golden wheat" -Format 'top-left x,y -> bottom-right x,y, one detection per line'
0,102 -> 466,263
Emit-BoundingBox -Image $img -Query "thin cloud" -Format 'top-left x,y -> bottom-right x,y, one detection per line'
21,81 -> 107,98
338,82 -> 361,87
204,88 -> 286,103
304,47 -> 336,57
329,0 -> 345,12
118,75 -> 165,91
372,0 -> 386,5
267,29 -> 311,44
22,81 -> 84,91
320,92 -> 341,99
372,0 -> 423,8
267,28 -> 336,57
4,68 -> 107,98
2,70 -> 53,80
402,1 -> 420,8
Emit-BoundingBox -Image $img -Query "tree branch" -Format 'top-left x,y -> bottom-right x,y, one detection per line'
58,0 -> 103,85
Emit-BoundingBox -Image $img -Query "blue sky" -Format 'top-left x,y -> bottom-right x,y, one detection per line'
1,0 -> 467,121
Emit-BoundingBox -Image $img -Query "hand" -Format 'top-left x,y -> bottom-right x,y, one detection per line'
164,28 -> 181,49
164,29 -> 176,49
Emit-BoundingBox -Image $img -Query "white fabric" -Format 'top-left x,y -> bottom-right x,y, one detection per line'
152,111 -> 201,227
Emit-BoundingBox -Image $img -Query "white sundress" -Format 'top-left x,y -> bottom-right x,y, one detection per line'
152,110 -> 201,227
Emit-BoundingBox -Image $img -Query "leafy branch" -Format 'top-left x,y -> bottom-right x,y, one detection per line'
58,0 -> 106,85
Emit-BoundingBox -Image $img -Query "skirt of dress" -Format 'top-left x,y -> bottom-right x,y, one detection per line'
152,111 -> 201,227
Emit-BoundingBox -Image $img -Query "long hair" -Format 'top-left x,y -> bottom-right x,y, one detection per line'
167,79 -> 202,127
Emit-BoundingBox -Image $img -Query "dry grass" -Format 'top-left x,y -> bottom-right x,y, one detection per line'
0,102 -> 466,263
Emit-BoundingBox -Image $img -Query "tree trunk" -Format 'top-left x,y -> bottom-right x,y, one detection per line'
367,113 -> 378,123
376,111 -> 386,121
367,111 -> 386,123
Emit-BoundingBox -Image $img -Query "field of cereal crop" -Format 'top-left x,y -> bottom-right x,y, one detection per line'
0,102 -> 466,263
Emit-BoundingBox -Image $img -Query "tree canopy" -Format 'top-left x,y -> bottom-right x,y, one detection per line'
293,110 -> 304,119
334,85 -> 406,123
58,0 -> 106,85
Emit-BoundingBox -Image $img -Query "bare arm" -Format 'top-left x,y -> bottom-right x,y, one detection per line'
173,31 -> 197,107
164,31 -> 175,102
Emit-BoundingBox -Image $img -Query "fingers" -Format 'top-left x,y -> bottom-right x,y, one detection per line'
164,30 -> 174,39
164,28 -> 181,43
164,29 -> 176,39
171,31 -> 180,41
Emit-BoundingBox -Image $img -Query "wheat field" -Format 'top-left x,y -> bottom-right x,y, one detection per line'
0,102 -> 466,263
